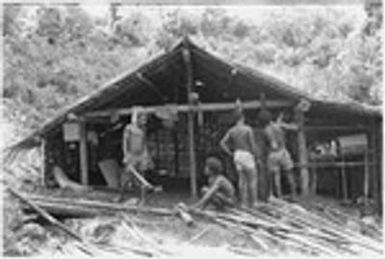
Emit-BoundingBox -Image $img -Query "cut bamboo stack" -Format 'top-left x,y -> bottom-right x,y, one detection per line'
23,194 -> 383,257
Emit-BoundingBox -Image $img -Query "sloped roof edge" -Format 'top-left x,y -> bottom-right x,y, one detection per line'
6,37 -> 382,150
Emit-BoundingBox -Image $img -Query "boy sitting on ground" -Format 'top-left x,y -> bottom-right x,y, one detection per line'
192,157 -> 236,210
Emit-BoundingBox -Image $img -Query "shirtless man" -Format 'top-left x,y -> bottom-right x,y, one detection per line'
118,108 -> 153,202
220,108 -> 258,208
259,110 -> 298,200
192,157 -> 235,210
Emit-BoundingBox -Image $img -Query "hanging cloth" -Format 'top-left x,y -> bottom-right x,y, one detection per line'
155,105 -> 178,129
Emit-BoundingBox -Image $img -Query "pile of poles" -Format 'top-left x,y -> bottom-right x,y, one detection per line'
193,199 -> 383,256
9,187 -> 383,257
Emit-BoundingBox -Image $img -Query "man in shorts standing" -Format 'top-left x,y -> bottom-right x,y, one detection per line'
259,110 -> 298,200
118,107 -> 153,202
220,107 -> 259,208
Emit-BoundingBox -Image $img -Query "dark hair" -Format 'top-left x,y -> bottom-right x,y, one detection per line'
258,110 -> 272,125
232,108 -> 244,123
206,157 -> 223,175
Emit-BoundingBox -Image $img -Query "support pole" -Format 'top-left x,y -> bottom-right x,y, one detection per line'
368,120 -> 379,212
183,46 -> 197,198
341,155 -> 348,202
40,138 -> 46,187
364,142 -> 370,204
79,122 -> 88,185
375,120 -> 382,215
295,109 -> 310,196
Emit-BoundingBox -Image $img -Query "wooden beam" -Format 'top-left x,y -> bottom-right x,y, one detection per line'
183,47 -> 197,199
83,100 -> 294,118
295,109 -> 310,196
136,72 -> 168,101
304,126 -> 368,131
296,161 -> 377,168
79,122 -> 88,185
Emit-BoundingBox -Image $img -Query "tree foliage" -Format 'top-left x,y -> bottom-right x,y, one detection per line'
3,4 -> 382,133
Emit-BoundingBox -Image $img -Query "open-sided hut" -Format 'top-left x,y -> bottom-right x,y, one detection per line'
10,38 -> 382,214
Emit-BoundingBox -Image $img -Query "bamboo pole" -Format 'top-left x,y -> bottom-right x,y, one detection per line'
296,161 -> 377,168
28,194 -> 174,216
40,139 -> 46,187
83,99 -> 293,118
341,155 -> 348,202
79,122 -> 88,185
295,109 -> 310,196
183,46 -> 197,198
370,120 -> 380,214
364,147 -> 369,204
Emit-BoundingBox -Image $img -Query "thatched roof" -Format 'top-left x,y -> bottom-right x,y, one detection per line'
9,37 -> 382,149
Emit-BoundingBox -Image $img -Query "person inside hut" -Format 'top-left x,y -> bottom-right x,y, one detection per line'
258,109 -> 298,200
117,107 -> 153,202
220,105 -> 259,209
192,157 -> 235,210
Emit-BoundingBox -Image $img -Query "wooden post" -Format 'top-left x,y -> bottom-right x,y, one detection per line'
375,119 -> 382,215
173,128 -> 179,177
364,147 -> 369,203
368,120 -> 379,213
341,155 -> 348,202
183,46 -> 197,198
79,122 -> 89,185
310,166 -> 317,194
295,109 -> 310,196
40,138 -> 46,187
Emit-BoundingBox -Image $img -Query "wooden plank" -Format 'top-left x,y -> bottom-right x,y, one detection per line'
183,46 -> 197,198
295,110 -> 310,196
79,122 -> 88,185
83,100 -> 293,118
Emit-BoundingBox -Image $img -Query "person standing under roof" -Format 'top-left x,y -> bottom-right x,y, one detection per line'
118,107 -> 153,202
259,110 -> 298,200
220,104 -> 259,208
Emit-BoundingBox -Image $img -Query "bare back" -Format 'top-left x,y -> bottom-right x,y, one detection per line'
264,122 -> 286,151
226,124 -> 255,153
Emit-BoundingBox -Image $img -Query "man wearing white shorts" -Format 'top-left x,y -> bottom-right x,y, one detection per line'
220,108 -> 259,208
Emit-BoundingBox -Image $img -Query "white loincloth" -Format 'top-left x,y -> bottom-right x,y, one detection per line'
233,150 -> 256,171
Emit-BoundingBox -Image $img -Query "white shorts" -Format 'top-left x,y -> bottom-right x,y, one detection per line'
234,150 -> 256,171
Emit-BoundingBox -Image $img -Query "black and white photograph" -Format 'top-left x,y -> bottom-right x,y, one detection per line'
1,0 -> 383,258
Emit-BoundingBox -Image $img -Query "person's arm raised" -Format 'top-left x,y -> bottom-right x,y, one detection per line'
276,113 -> 299,131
